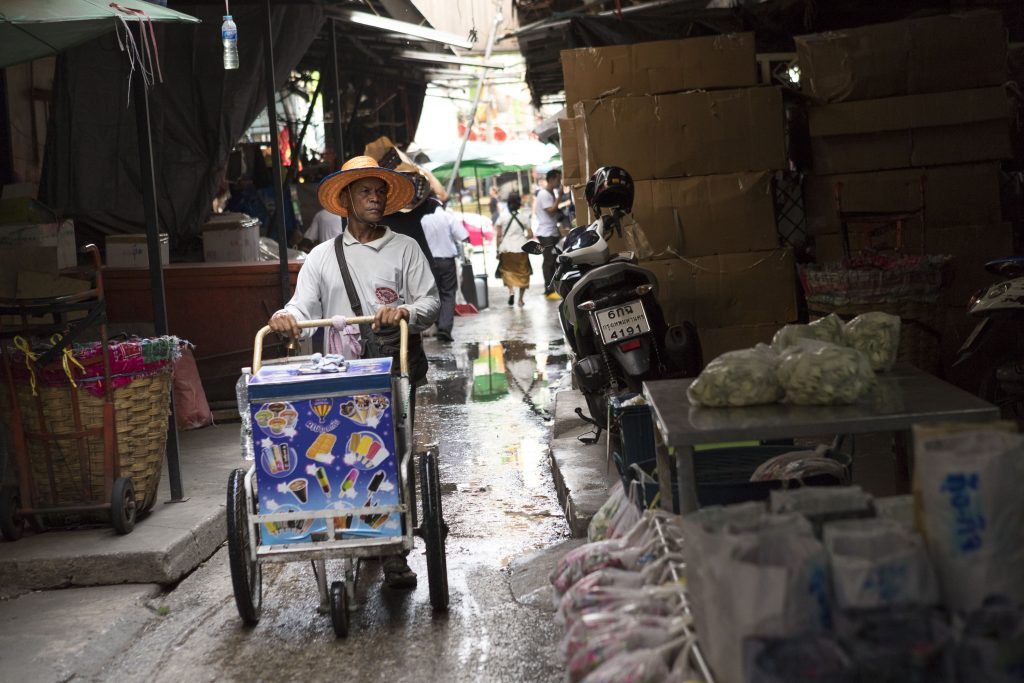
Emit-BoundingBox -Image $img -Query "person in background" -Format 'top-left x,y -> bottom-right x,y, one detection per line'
299,207 -> 344,250
380,172 -> 436,262
494,192 -> 533,307
420,190 -> 470,342
488,184 -> 500,225
267,155 -> 439,590
533,169 -> 562,299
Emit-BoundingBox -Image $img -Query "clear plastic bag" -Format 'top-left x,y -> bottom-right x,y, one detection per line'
580,649 -> 672,683
589,481 -> 626,542
568,624 -> 684,682
559,583 -> 683,631
777,340 -> 877,405
561,613 -> 678,663
844,312 -> 901,372
687,344 -> 783,408
771,313 -> 846,352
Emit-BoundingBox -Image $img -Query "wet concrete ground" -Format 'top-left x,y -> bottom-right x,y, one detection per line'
92,253 -> 580,682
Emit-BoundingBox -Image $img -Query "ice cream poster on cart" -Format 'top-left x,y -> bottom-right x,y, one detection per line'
247,359 -> 401,546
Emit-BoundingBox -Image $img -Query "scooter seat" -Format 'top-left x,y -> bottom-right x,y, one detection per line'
984,256 -> 1024,278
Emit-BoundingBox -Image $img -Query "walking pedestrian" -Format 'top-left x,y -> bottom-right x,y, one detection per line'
494,192 -> 533,307
420,186 -> 469,342
533,169 -> 562,299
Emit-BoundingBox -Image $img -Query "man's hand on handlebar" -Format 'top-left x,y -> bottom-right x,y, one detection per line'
372,306 -> 409,332
268,310 -> 301,338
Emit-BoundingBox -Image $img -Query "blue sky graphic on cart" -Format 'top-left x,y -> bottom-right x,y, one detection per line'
248,359 -> 400,546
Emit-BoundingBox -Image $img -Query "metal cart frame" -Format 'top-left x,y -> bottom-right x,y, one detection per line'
226,317 -> 448,637
0,245 -> 138,540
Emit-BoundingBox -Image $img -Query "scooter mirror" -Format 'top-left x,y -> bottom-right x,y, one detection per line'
521,240 -> 544,255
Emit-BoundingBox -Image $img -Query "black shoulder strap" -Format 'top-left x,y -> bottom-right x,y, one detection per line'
333,236 -> 364,317
509,211 -> 525,233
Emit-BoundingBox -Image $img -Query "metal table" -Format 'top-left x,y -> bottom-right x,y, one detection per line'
643,362 -> 1000,514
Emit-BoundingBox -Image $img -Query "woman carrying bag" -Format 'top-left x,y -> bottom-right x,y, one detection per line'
493,192 -> 534,307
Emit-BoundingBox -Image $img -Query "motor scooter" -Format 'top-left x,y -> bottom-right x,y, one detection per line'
953,256 -> 1024,418
523,167 -> 702,434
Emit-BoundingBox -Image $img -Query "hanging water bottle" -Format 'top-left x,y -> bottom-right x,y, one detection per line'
222,15 -> 239,70
236,368 -> 254,460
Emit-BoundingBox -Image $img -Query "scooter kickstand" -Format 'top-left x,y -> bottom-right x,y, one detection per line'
575,407 -> 603,445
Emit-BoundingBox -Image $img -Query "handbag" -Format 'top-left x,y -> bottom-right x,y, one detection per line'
333,237 -> 427,383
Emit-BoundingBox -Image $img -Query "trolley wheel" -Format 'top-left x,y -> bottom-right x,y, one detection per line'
330,581 -> 349,638
227,468 -> 262,625
419,450 -> 449,612
110,477 -> 137,535
0,486 -> 25,542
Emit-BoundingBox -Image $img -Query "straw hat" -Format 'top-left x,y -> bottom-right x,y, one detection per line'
317,155 -> 415,218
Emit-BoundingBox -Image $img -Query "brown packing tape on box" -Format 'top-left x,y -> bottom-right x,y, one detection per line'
795,10 -> 1007,104
698,323 -> 779,365
814,222 -> 1014,305
562,33 -> 758,112
609,172 -> 778,259
802,163 -> 1002,235
808,87 -> 1011,174
641,248 -> 798,328
558,118 -> 581,185
576,87 -> 786,182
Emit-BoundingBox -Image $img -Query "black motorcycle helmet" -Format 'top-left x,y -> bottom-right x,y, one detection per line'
584,166 -> 634,213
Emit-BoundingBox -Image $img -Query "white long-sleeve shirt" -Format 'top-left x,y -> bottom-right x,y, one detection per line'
283,228 -> 439,344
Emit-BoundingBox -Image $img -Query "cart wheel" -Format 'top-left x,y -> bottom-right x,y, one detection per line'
419,450 -> 449,612
0,486 -> 25,542
110,477 -> 136,535
330,581 -> 349,638
227,468 -> 263,625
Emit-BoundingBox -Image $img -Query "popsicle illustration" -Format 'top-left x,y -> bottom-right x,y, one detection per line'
340,469 -> 359,497
360,472 -> 387,525
306,433 -> 336,464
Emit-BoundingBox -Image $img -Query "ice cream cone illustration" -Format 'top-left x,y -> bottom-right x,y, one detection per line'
355,395 -> 371,423
279,478 -> 308,504
340,401 -> 357,423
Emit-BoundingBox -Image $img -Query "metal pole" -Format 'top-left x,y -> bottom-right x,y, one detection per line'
264,0 -> 290,308
444,9 -> 503,196
132,30 -> 184,502
329,19 -> 344,170
288,77 -> 323,183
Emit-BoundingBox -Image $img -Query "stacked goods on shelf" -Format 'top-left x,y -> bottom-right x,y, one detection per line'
796,10 -> 1013,375
560,34 -> 798,363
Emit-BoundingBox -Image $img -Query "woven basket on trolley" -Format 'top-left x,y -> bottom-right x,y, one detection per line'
800,254 -> 952,375
2,370 -> 171,515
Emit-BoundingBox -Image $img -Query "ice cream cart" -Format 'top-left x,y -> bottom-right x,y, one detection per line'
226,318 -> 448,637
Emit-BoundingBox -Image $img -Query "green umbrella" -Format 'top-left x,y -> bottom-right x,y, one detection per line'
0,0 -> 201,69
427,159 -> 507,180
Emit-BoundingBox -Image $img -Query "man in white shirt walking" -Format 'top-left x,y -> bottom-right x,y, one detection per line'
267,156 -> 439,590
533,169 -> 562,297
420,198 -> 469,342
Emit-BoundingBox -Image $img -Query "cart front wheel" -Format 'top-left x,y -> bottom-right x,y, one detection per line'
330,581 -> 349,637
0,486 -> 25,542
227,468 -> 263,625
111,477 -> 136,535
419,450 -> 449,612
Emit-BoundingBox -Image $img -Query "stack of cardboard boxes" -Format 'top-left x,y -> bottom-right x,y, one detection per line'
796,10 -> 1015,368
559,34 -> 799,361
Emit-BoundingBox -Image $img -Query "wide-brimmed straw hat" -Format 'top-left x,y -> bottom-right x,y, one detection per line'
317,155 -> 414,218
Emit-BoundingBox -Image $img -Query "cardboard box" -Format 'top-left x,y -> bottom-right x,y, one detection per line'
576,87 -> 785,181
803,162 -> 1002,235
558,118 -> 582,185
0,220 -> 76,270
808,87 -> 1011,174
795,11 -> 1006,104
814,222 -> 1014,305
106,233 -> 169,268
562,33 -> 757,111
642,248 -> 798,328
608,171 -> 778,259
570,185 -> 591,227
698,323 -> 779,364
203,213 -> 260,262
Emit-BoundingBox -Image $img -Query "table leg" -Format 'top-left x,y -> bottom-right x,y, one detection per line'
656,446 -> 673,512
675,445 -> 699,514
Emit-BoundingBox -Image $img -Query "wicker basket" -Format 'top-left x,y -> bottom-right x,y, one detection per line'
1,371 -> 171,515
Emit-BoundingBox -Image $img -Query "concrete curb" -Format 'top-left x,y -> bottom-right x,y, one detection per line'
547,390 -> 617,538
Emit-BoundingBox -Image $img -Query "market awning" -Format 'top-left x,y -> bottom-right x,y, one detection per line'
0,0 -> 200,68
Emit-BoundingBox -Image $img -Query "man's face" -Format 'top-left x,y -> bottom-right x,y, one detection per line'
549,173 -> 562,189
342,177 -> 388,221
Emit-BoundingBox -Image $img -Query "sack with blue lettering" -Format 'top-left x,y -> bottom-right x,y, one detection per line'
913,423 -> 1024,612
681,507 -> 831,683
823,517 -> 939,611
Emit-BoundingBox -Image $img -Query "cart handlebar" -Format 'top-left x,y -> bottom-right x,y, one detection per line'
252,317 -> 408,376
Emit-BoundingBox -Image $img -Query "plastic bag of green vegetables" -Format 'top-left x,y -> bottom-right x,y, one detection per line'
687,344 -> 783,407
771,313 -> 846,352
777,340 -> 877,405
844,312 -> 901,372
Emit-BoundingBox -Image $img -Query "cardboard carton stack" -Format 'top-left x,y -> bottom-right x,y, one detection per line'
796,10 -> 1014,369
559,34 -> 798,361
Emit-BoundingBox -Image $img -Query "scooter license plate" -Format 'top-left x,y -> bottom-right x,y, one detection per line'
594,300 -> 650,345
